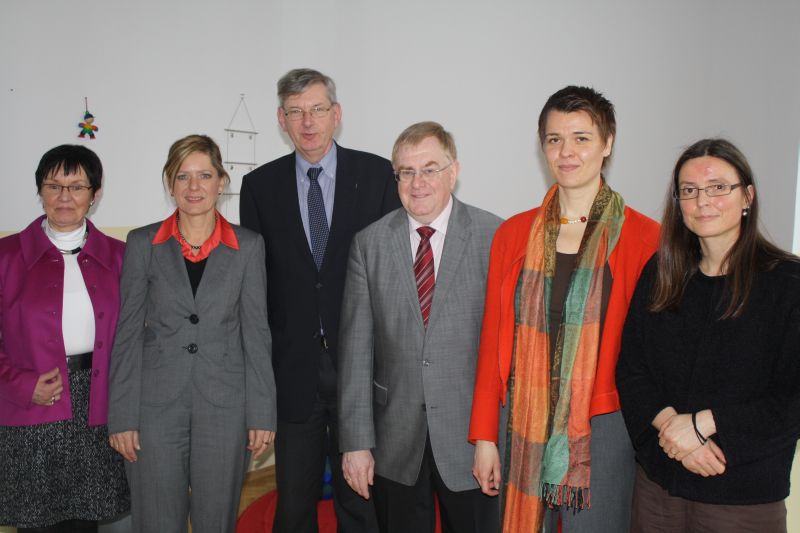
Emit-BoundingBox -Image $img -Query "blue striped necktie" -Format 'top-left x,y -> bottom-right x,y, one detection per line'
307,166 -> 329,270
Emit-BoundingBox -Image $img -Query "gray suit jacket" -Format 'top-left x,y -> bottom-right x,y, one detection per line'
107,222 -> 277,434
338,198 -> 501,491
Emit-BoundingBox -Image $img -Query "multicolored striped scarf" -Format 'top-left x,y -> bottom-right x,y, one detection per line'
503,182 -> 624,532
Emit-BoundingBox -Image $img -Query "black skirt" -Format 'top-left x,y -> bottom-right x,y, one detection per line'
0,368 -> 130,528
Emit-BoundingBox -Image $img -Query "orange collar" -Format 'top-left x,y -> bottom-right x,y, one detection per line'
152,210 -> 239,262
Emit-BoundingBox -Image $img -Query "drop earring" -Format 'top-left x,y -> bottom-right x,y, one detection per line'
742,207 -> 750,217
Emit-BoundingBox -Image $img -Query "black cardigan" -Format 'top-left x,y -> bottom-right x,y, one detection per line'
617,256 -> 800,505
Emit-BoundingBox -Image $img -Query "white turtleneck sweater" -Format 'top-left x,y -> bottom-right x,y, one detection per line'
43,219 -> 96,356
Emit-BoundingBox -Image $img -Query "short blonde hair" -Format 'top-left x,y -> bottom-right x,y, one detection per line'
391,121 -> 457,165
162,134 -> 230,190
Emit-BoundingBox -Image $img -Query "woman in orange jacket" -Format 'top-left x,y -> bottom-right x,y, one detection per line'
469,86 -> 659,533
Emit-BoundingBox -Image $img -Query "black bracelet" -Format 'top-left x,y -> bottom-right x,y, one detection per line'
692,412 -> 708,445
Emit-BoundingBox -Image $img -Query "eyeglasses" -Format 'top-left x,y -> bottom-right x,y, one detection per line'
394,161 -> 454,183
675,183 -> 743,200
41,183 -> 93,196
283,105 -> 332,121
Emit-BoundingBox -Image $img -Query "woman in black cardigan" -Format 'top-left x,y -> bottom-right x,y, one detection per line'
617,138 -> 800,533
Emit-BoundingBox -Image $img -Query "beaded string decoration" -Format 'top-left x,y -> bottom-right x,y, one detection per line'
559,216 -> 588,225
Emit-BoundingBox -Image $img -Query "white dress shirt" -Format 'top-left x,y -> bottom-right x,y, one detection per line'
406,195 -> 453,279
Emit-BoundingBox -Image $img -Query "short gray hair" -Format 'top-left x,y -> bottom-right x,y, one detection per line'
277,68 -> 337,107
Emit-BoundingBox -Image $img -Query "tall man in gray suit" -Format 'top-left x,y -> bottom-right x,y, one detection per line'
338,122 -> 501,533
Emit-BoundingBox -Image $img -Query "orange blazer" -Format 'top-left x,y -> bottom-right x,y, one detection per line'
468,206 -> 659,443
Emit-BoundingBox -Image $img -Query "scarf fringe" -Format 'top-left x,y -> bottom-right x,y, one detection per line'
541,482 -> 590,511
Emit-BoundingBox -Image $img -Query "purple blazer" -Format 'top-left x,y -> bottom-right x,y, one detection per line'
0,215 -> 124,427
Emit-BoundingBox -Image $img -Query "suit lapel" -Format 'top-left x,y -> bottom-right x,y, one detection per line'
323,144 -> 355,273
426,198 -> 471,332
278,154 -> 317,269
388,210 -> 425,329
195,243 -> 235,307
152,237 -> 194,305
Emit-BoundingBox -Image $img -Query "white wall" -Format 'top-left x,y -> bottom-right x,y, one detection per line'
1,0 -> 799,246
1,1 -> 800,531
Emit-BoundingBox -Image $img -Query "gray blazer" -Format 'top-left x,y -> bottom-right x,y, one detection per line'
338,198 -> 501,491
107,222 -> 276,434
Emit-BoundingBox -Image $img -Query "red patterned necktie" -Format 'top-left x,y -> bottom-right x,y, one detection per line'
414,226 -> 435,327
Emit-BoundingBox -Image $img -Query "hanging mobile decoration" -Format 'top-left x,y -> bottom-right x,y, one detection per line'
78,97 -> 99,139
223,94 -> 258,174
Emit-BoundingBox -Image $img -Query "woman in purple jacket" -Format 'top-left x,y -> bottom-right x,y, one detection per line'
0,145 -> 129,532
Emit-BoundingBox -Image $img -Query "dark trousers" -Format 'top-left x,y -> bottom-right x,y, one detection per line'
18,520 -> 97,533
631,465 -> 787,533
372,436 -> 499,533
541,411 -> 635,533
273,352 -> 378,533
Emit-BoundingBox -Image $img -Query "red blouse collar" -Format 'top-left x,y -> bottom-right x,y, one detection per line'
152,210 -> 239,262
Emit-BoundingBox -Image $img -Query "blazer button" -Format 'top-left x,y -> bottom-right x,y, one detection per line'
189,314 -> 199,324
422,359 -> 430,367
315,282 -> 323,289
422,404 -> 427,411
96,341 -> 103,349
97,311 -> 105,319
187,343 -> 198,354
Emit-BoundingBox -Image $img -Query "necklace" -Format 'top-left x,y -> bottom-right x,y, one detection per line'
559,216 -> 588,225
176,214 -> 205,250
179,229 -> 203,250
57,244 -> 84,255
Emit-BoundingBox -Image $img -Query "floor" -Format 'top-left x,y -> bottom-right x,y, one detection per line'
238,465 -> 277,516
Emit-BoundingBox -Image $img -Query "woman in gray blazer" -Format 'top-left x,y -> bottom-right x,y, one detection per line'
107,135 -> 277,533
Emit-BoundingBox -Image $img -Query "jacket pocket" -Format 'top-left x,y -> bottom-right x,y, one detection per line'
372,380 -> 388,406
141,344 -> 162,368
223,349 -> 245,373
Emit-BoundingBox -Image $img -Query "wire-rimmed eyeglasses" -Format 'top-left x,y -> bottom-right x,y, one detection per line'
674,183 -> 742,200
393,161 -> 454,183
41,183 -> 93,196
283,105 -> 332,121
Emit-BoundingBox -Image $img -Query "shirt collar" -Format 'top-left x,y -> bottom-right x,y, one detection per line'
407,195 -> 453,237
152,209 -> 239,262
295,142 -> 338,183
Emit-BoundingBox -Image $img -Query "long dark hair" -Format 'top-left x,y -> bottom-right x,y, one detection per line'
650,138 -> 797,319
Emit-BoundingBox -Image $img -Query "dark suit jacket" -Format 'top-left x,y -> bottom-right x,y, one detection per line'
240,144 -> 400,423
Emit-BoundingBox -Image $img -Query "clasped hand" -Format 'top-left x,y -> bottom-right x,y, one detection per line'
32,367 -> 63,406
658,413 -> 703,461
656,409 -> 726,477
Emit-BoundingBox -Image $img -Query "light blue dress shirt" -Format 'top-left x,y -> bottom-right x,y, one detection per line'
295,143 -> 337,248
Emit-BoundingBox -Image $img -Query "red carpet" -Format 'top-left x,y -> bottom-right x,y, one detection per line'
237,490 -> 442,532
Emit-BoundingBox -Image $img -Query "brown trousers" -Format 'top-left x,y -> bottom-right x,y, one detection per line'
631,465 -> 787,533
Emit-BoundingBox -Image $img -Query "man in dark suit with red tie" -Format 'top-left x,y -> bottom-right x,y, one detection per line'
240,68 -> 400,533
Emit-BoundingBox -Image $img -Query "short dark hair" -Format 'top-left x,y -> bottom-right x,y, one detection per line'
35,145 -> 103,192
537,85 -> 616,158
